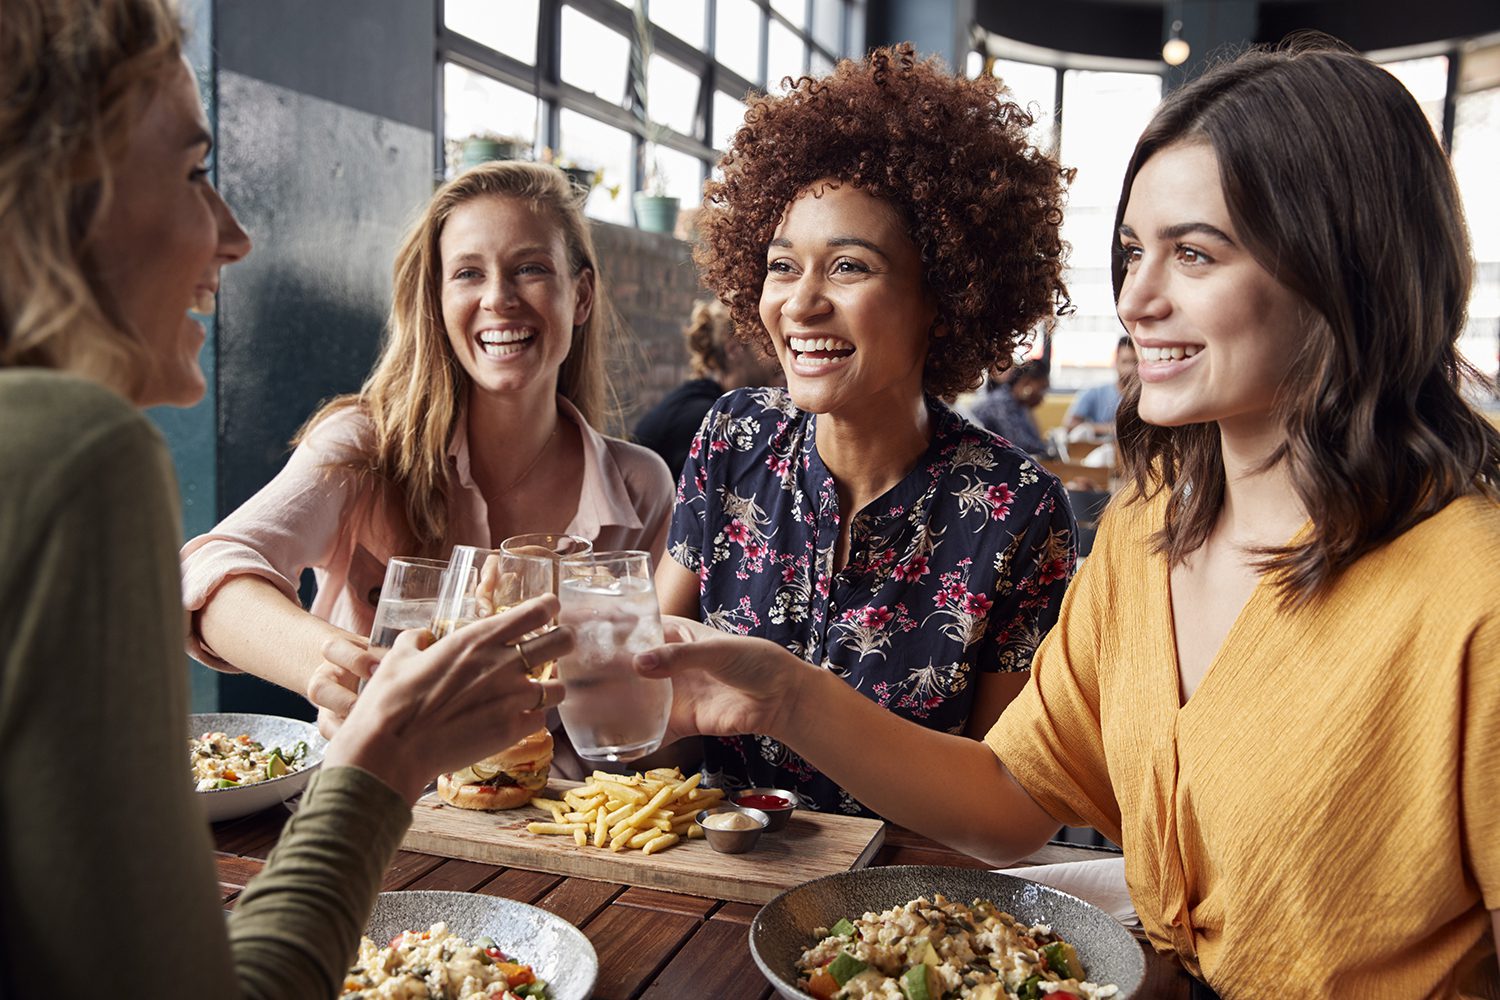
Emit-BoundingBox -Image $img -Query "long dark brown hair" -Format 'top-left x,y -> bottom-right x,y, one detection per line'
1113,38 -> 1499,603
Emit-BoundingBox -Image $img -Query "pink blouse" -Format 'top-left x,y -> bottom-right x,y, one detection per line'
181,397 -> 674,671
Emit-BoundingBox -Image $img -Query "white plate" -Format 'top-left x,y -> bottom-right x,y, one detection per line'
189,712 -> 326,823
359,890 -> 598,1000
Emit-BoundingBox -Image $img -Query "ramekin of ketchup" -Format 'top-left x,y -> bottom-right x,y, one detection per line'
733,788 -> 797,831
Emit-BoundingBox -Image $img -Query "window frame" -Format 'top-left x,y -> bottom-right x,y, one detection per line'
435,0 -> 861,227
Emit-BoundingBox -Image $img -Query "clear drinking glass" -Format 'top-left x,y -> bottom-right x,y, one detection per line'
500,533 -> 593,595
432,546 -> 556,677
554,550 -> 672,762
367,556 -> 450,650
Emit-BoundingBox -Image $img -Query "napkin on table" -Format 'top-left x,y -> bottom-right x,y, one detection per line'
995,857 -> 1139,928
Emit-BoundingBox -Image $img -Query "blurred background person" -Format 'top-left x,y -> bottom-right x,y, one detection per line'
971,358 -> 1054,457
1063,334 -> 1137,441
633,297 -> 782,480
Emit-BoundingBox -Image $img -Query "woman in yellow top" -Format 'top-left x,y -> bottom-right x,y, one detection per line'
634,41 -> 1500,997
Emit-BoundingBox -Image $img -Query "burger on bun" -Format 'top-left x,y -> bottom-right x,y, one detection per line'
437,729 -> 553,810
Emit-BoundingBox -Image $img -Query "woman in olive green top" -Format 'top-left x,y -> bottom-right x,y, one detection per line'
0,2 -> 570,996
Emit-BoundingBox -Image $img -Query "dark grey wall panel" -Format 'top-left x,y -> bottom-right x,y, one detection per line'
215,0 -> 436,132
214,73 -> 431,717
216,72 -> 432,513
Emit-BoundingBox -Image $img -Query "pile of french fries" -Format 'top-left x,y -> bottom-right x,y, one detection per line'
526,767 -> 723,856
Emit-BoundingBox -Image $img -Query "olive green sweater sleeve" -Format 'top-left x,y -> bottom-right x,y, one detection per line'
0,372 -> 409,999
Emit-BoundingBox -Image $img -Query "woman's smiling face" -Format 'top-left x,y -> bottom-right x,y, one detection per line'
1116,141 -> 1307,439
438,194 -> 593,403
88,58 -> 251,407
759,180 -> 938,421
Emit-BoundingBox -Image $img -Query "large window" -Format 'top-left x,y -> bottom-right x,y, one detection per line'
439,0 -> 861,228
981,56 -> 1161,387
978,40 -> 1500,389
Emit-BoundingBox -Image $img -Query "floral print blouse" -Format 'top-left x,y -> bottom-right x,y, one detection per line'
669,387 -> 1077,815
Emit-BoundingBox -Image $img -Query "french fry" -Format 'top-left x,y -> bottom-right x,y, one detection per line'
595,779 -> 648,804
527,821 -> 587,835
592,805 -> 608,848
524,767 -> 718,857
642,832 -> 680,855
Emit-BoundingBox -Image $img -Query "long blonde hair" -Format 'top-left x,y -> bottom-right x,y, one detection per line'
300,160 -> 621,552
0,0 -> 183,394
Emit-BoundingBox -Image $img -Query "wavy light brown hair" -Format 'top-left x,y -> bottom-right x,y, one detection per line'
1113,39 -> 1500,603
301,160 -> 622,551
0,0 -> 183,394
695,43 -> 1071,400
683,298 -> 735,379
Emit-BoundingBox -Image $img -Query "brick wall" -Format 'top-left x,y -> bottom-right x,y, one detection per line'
591,221 -> 709,437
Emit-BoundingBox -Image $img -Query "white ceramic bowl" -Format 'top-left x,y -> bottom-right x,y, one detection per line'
361,890 -> 598,1000
189,712 -> 326,823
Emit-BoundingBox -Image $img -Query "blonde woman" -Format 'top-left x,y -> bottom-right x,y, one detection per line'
182,161 -> 673,734
0,0 -> 569,993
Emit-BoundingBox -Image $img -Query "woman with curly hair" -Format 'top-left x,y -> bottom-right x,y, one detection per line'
654,44 -> 1077,815
181,160 -> 673,738
642,41 -> 1500,994
633,298 -> 782,479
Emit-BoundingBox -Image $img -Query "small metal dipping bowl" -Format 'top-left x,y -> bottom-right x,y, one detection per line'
730,787 -> 798,832
696,805 -> 770,854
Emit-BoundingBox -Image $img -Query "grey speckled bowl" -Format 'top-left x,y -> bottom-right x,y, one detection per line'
189,712 -> 326,823
363,890 -> 597,1000
750,865 -> 1144,999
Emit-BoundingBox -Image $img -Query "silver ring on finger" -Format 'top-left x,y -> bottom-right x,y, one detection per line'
531,680 -> 547,712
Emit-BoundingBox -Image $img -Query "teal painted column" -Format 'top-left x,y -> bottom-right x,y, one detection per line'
147,0 -> 220,712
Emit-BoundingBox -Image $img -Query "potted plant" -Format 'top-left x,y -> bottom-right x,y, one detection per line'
630,0 -> 681,234
541,147 -> 607,201
444,131 -> 529,176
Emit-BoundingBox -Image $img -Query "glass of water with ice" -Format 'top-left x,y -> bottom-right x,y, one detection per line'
555,550 -> 672,763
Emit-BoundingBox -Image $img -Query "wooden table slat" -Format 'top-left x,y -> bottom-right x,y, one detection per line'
638,917 -> 772,1000
404,858 -> 504,893
710,901 -> 763,925
614,886 -> 716,919
478,867 -> 566,904
210,810 -> 286,858
213,853 -> 266,892
581,904 -> 700,1000
535,876 -> 625,928
379,850 -> 447,891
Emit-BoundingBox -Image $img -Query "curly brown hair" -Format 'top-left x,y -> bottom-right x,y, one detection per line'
694,43 -> 1071,401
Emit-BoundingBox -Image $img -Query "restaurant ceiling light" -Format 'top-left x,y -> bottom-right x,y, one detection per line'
1163,20 -> 1190,66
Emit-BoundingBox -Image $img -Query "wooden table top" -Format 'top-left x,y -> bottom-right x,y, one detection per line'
212,808 -> 1193,999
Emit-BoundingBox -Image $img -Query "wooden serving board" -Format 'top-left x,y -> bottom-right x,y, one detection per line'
403,780 -> 886,904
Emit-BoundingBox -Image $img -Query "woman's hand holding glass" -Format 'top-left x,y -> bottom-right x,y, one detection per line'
632,616 -> 809,747
308,555 -> 448,738
324,595 -> 570,804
